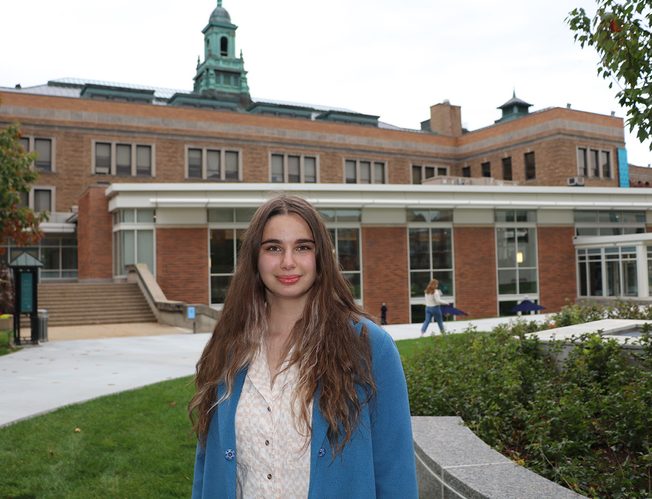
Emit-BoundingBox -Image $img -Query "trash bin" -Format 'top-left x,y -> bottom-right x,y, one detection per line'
30,309 -> 48,343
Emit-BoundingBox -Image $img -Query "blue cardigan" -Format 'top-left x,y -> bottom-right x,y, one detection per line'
192,319 -> 418,498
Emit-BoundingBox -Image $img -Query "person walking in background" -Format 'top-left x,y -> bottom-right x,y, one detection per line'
380,302 -> 388,325
420,278 -> 448,336
189,194 -> 418,499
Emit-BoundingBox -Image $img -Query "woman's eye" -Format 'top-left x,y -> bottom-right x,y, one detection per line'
264,245 -> 281,252
296,245 -> 314,252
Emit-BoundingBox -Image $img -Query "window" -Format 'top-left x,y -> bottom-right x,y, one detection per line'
407,209 -> 454,323
412,164 -> 448,184
578,246 -> 638,298
1,235 -> 77,280
481,162 -> 491,178
574,210 -> 645,236
319,209 -> 363,301
208,208 -> 255,305
495,210 -> 538,315
524,152 -> 536,180
345,159 -> 385,184
187,147 -> 240,180
462,166 -> 471,178
19,187 -> 54,212
19,136 -> 54,172
220,36 -> 228,56
271,153 -> 317,183
577,147 -> 612,179
112,209 -> 155,276
502,157 -> 512,180
94,141 -> 154,176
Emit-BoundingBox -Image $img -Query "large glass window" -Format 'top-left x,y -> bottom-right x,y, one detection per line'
578,246 -> 639,298
1,235 -> 77,280
411,164 -> 448,184
502,157 -> 512,180
20,136 -> 54,172
407,209 -> 454,322
319,208 -> 362,301
208,208 -> 255,305
574,210 -> 646,236
95,141 -> 154,176
496,210 -> 538,314
577,147 -> 612,179
113,209 -> 155,276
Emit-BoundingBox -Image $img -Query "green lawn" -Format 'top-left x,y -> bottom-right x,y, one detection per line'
0,376 -> 197,499
0,334 -> 464,498
0,329 -> 18,356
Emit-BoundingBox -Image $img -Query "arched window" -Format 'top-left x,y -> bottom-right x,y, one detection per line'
220,37 -> 228,56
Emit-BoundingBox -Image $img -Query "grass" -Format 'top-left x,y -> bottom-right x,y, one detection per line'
0,376 -> 197,499
0,329 -> 18,356
0,333 -> 472,497
395,331 -> 480,362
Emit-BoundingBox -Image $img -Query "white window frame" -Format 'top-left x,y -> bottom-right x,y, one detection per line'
112,208 -> 156,277
495,210 -> 539,311
270,153 -> 319,183
344,159 -> 387,184
92,140 -> 156,177
20,135 -> 56,173
407,210 -> 455,322
185,146 -> 242,181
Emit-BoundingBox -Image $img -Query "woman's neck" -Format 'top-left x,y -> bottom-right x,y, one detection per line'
265,296 -> 305,375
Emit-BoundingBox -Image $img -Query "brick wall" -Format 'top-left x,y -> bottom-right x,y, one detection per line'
454,227 -> 497,318
156,228 -> 209,304
77,185 -> 113,280
362,226 -> 409,324
537,226 -> 577,312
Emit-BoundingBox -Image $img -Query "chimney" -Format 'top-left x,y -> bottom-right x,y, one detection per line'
429,100 -> 462,137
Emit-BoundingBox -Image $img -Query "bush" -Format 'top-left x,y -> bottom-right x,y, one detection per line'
405,305 -> 652,498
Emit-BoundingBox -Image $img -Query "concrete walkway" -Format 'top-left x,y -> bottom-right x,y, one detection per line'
0,314 -> 550,427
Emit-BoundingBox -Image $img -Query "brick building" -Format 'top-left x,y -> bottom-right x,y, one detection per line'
2,1 -> 651,323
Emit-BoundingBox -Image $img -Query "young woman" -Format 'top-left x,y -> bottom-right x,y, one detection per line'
189,194 -> 418,499
420,278 -> 448,336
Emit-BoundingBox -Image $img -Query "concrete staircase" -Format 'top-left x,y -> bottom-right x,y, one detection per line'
32,282 -> 157,327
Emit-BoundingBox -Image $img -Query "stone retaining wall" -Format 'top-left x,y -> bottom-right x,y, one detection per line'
413,416 -> 586,498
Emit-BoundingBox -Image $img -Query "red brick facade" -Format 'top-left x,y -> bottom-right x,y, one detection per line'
362,227 -> 409,324
77,185 -> 113,280
156,228 -> 209,305
537,227 -> 577,312
454,227 -> 498,318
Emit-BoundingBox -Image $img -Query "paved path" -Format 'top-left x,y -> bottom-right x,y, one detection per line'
0,314 -> 549,427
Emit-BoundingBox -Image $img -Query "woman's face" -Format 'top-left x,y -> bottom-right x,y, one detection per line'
257,213 -> 317,306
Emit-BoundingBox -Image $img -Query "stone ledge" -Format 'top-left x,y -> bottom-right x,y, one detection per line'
412,416 -> 585,499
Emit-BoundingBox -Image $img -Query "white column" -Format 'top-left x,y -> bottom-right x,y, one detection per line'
636,244 -> 649,298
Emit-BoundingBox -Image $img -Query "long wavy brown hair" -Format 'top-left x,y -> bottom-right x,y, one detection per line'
189,194 -> 375,454
425,278 -> 439,294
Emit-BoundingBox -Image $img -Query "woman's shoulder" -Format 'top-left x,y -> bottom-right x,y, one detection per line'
354,316 -> 394,348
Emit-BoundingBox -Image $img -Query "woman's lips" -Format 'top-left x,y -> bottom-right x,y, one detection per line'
277,275 -> 300,285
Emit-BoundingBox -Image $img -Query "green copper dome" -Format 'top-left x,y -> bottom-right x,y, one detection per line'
209,1 -> 231,23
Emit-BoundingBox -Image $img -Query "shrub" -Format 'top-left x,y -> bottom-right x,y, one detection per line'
405,305 -> 652,498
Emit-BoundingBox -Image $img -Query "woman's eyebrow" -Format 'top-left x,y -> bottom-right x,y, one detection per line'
260,238 -> 315,245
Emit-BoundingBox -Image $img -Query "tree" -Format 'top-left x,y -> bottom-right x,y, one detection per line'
0,123 -> 47,314
568,0 -> 652,145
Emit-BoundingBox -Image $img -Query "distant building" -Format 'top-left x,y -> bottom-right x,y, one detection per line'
1,1 -> 651,323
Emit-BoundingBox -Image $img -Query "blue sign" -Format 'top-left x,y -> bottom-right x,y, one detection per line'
186,306 -> 196,320
20,272 -> 34,313
618,147 -> 629,187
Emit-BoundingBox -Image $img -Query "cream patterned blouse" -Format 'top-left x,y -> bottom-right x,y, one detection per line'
235,347 -> 312,499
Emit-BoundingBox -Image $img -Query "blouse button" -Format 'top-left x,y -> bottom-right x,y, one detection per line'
318,447 -> 326,457
267,473 -> 273,480
265,439 -> 270,446
267,406 -> 271,412
224,449 -> 235,461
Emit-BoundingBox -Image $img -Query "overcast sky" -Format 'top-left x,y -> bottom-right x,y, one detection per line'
2,0 -> 650,166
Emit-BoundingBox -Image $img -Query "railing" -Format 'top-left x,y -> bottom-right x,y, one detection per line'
126,264 -> 220,332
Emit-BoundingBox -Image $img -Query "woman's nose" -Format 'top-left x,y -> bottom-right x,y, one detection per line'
280,249 -> 296,269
